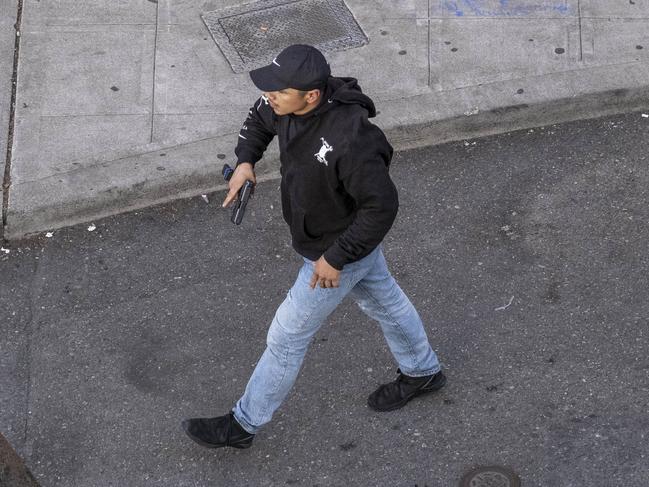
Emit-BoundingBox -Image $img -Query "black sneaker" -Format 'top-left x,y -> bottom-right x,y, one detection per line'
181,412 -> 255,449
368,369 -> 446,412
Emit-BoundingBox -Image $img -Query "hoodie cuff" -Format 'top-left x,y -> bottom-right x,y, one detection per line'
236,150 -> 260,167
323,245 -> 350,271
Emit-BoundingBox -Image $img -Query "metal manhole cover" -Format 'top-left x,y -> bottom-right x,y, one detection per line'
459,466 -> 521,487
201,0 -> 368,73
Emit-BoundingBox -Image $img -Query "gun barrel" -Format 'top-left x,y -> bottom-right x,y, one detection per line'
231,180 -> 254,225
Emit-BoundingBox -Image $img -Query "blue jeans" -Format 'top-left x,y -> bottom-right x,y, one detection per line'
232,245 -> 441,434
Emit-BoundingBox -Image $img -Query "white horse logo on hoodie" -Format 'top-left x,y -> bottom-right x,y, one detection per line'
315,138 -> 333,166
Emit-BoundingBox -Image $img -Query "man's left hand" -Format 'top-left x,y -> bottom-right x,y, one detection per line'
309,256 -> 341,289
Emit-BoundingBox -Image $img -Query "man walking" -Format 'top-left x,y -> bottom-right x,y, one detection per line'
182,45 -> 445,449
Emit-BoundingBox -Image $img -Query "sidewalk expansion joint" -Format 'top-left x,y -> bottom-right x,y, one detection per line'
3,0 -> 24,239
414,16 -> 649,20
150,0 -> 160,143
427,0 -> 431,87
577,0 -> 583,62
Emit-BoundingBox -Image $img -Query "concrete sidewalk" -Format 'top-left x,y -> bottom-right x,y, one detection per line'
0,0 -> 17,227
2,0 -> 649,239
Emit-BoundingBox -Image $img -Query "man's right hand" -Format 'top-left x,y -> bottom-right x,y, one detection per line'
222,162 -> 256,207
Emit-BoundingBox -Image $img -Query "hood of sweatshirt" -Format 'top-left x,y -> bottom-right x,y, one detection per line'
291,76 -> 376,120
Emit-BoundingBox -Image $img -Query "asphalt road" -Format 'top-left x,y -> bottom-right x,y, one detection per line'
2,112 -> 648,486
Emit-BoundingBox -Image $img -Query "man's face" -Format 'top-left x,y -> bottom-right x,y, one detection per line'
264,88 -> 319,116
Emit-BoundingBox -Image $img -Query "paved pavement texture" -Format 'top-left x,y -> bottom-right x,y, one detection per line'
1,112 -> 648,486
1,0 -> 649,239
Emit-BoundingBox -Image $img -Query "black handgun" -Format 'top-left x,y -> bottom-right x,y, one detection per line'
222,164 -> 255,225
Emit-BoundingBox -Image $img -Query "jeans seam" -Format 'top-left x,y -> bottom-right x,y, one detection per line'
257,276 -> 333,423
257,335 -> 291,424
257,288 -> 297,424
355,280 -> 419,370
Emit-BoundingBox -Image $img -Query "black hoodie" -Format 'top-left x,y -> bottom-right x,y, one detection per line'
234,76 -> 398,270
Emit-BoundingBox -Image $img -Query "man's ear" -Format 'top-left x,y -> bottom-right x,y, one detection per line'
307,89 -> 321,103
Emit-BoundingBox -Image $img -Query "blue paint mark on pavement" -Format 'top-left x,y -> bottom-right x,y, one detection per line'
442,0 -> 571,17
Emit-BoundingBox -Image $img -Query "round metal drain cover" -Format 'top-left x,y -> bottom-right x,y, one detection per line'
459,466 -> 521,487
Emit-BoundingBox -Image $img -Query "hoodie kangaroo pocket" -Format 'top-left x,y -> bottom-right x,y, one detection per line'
292,208 -> 322,242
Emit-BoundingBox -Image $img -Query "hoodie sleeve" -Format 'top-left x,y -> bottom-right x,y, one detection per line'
323,118 -> 398,270
235,96 -> 277,166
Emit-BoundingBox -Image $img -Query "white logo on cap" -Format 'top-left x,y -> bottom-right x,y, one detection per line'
272,57 -> 281,67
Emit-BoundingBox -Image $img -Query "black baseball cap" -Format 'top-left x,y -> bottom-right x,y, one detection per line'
250,44 -> 331,92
